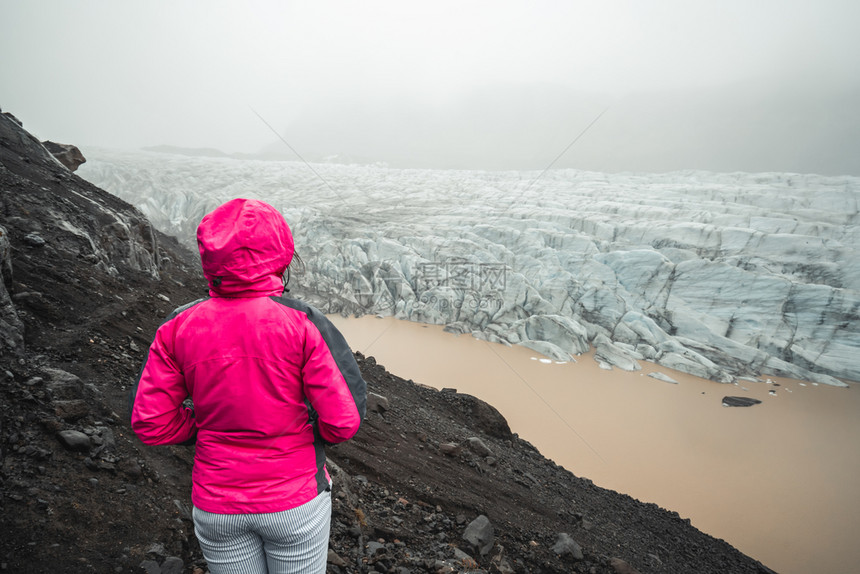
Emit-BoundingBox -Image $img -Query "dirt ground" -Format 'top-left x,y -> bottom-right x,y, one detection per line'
0,111 -> 777,573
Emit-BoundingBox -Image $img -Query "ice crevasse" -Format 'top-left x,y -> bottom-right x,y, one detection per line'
79,150 -> 860,387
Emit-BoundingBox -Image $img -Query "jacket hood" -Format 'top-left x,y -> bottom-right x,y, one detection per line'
197,198 -> 295,297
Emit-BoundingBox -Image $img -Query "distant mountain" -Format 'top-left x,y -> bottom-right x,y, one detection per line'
142,144 -> 231,158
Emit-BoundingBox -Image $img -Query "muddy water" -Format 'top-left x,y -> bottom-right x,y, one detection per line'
329,315 -> 860,574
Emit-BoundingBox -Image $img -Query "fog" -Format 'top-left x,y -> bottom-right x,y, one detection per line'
2,0 -> 859,174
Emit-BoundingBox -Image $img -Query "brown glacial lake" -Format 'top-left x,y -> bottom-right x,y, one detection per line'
329,315 -> 860,574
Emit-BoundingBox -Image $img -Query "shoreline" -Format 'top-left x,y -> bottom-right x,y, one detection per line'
329,314 -> 860,574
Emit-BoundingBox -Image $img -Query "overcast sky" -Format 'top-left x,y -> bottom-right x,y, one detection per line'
2,0 -> 859,174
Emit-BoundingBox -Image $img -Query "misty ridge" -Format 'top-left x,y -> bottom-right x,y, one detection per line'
223,79 -> 860,176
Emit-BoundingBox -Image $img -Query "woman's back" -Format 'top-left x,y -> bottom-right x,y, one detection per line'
131,198 -> 366,573
131,198 -> 366,519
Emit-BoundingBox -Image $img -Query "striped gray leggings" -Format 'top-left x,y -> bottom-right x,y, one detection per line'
192,489 -> 332,574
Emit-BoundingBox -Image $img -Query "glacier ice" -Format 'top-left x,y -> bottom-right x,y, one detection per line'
78,150 -> 860,386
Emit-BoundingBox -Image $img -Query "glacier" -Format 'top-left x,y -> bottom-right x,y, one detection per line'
78,149 -> 860,386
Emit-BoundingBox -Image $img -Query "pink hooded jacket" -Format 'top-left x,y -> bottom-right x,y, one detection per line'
130,198 -> 366,514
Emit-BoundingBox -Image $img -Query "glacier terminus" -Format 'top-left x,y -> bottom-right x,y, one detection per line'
79,150 -> 860,387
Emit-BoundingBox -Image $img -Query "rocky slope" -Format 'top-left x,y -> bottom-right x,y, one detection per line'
1,112 -> 775,573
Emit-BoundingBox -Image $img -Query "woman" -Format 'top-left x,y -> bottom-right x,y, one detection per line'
130,198 -> 366,573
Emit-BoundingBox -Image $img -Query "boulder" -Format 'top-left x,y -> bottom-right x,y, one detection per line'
54,399 -> 90,421
57,430 -> 91,452
610,557 -> 642,574
160,557 -> 184,574
327,549 -> 347,567
2,110 -> 23,126
466,437 -> 493,457
551,532 -> 583,560
722,396 -> 762,407
462,514 -> 494,557
43,368 -> 84,400
465,394 -> 512,440
42,141 -> 86,172
366,391 -> 389,413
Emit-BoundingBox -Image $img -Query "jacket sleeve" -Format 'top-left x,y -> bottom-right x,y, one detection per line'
301,312 -> 367,444
130,321 -> 197,445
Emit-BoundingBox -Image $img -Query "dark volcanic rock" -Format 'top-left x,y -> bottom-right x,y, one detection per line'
462,392 -> 513,439
56,429 -> 91,452
160,556 -> 184,574
722,396 -> 763,407
462,514 -> 494,557
552,532 -> 584,559
43,367 -> 84,399
366,391 -> 389,413
466,436 -> 493,457
610,557 -> 643,574
53,399 -> 90,421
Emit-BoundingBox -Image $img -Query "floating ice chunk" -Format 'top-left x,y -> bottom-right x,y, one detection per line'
647,372 -> 679,384
539,358 -> 553,364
